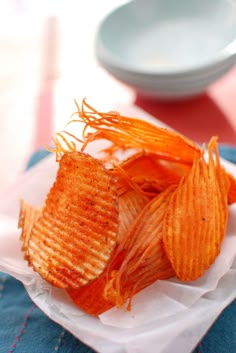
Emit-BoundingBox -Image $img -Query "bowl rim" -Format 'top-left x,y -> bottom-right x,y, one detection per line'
95,0 -> 236,77
98,59 -> 234,94
98,58 -> 234,87
96,37 -> 236,79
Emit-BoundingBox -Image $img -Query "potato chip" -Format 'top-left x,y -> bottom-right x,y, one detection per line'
67,270 -> 114,316
163,140 -> 229,281
119,152 -> 182,192
111,152 -> 188,200
208,138 -> 229,236
25,152 -> 119,288
67,187 -> 151,313
104,186 -> 175,308
18,200 -> 43,261
117,189 -> 151,244
227,173 -> 236,205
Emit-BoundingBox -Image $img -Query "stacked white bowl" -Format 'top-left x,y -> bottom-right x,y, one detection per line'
95,0 -> 236,99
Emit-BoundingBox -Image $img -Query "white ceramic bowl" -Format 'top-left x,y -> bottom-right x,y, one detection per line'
95,0 -> 236,99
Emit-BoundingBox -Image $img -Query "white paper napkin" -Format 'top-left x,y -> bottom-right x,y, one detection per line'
0,105 -> 235,353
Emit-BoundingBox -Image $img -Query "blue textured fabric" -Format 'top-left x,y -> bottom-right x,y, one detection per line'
0,274 -> 94,353
0,146 -> 236,353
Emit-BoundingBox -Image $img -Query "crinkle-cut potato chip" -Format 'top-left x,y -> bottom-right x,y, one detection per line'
208,138 -> 230,233
163,140 -> 230,281
20,152 -> 119,289
67,189 -> 175,315
18,200 -> 43,261
67,189 -> 153,315
66,194 -> 149,315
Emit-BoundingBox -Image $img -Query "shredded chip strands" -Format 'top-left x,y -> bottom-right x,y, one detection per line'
163,140 -> 229,281
117,189 -> 151,244
56,99 -> 201,164
22,152 -> 119,288
104,186 -> 176,308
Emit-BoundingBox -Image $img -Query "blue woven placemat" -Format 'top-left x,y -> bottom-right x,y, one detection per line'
0,146 -> 235,353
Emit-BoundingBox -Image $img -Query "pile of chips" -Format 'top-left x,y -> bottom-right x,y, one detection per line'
18,100 -> 236,315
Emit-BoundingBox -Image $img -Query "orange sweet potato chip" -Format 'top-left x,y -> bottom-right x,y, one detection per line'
20,152 -> 119,288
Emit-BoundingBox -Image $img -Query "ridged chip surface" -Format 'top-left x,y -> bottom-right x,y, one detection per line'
108,187 -> 175,306
18,199 -> 43,261
117,189 -> 150,244
163,152 -> 229,281
28,152 -> 118,288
